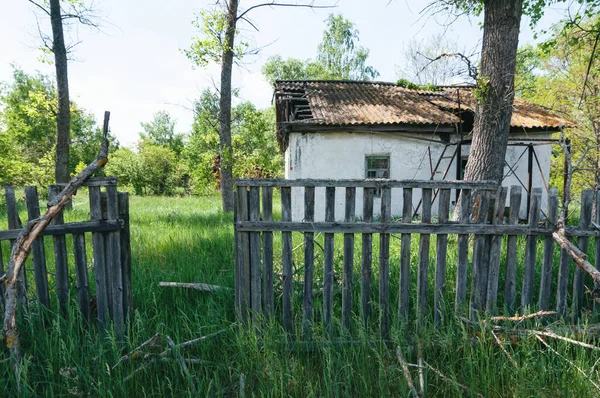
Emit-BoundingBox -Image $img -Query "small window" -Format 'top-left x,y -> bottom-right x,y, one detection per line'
460,156 -> 469,180
366,155 -> 390,196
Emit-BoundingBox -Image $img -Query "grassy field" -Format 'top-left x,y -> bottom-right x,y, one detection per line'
1,192 -> 600,396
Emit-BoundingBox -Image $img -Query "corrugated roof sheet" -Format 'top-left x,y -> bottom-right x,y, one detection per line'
275,80 -> 573,129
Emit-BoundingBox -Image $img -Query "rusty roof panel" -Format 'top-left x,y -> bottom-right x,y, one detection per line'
275,80 -> 574,130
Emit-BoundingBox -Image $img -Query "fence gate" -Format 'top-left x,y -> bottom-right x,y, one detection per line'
0,177 -> 131,337
234,178 -> 600,339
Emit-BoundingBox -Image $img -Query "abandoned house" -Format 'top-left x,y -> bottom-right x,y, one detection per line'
274,80 -> 573,221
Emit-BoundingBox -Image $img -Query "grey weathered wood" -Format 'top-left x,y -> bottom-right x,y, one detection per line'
505,186 -> 522,314
323,187 -> 335,337
521,188 -> 542,311
485,187 -> 508,314
0,220 -> 121,241
281,186 -> 293,333
235,178 -> 498,190
118,192 -> 132,320
417,188 -> 432,327
361,187 -> 374,328
238,187 -> 251,324
342,187 -> 356,333
470,191 -> 490,319
539,188 -> 558,311
596,191 -> 600,312
106,185 -> 124,338
5,186 -> 27,305
399,188 -> 412,321
302,186 -> 315,338
82,176 -> 118,187
379,186 -> 391,338
556,247 -> 571,317
573,190 -> 593,319
261,186 -> 274,320
455,189 -> 471,312
89,186 -> 109,330
249,186 -> 262,322
73,233 -> 90,323
0,243 -> 4,309
49,185 -> 69,317
24,186 -> 50,310
234,192 -> 241,317
434,189 -> 451,325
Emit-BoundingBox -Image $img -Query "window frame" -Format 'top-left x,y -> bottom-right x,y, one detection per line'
365,154 -> 391,197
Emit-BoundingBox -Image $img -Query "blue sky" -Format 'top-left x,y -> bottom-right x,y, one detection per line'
1,0 -> 569,146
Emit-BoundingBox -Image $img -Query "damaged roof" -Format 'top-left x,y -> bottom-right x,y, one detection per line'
275,80 -> 574,131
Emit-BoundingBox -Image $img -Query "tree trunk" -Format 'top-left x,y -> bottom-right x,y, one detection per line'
218,0 -> 239,212
464,0 -> 524,183
50,0 -> 71,184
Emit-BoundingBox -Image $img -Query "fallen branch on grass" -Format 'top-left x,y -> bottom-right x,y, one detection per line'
530,330 -> 600,352
158,282 -> 231,292
421,359 -> 485,398
489,311 -> 557,323
491,330 -> 518,369
396,347 -> 420,398
2,111 -> 111,386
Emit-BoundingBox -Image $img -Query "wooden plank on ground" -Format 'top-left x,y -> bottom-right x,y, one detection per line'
262,186 -> 274,320
323,187 -> 335,337
486,186 -> 508,314
379,186 -> 391,338
434,189 -> 451,325
24,186 -> 50,310
455,189 -> 471,312
539,188 -> 558,311
303,186 -> 315,338
417,188 -> 432,327
342,187 -> 356,334
281,186 -> 293,334
505,186 -> 522,314
399,188 -> 413,321
361,187 -> 374,329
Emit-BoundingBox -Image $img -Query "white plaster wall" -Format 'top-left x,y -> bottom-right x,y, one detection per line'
286,131 -> 553,221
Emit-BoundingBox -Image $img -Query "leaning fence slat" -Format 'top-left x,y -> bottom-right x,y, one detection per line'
342,187 -> 356,333
486,187 -> 508,314
434,189 -> 451,325
5,187 -> 27,305
361,187 -> 374,328
455,189 -> 471,312
323,187 -> 335,337
49,185 -> 69,317
504,186 -> 522,314
249,186 -> 262,322
261,186 -> 274,320
417,188 -> 432,327
24,186 -> 50,310
238,187 -> 251,324
89,186 -> 109,330
106,185 -> 124,338
522,188 -> 542,311
470,191 -> 490,319
539,188 -> 558,311
302,186 -> 315,338
281,186 -> 293,334
118,192 -> 133,320
399,188 -> 413,321
73,233 -> 90,323
573,190 -> 593,319
379,186 -> 391,338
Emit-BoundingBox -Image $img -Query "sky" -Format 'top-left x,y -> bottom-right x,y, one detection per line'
0,0 -> 571,146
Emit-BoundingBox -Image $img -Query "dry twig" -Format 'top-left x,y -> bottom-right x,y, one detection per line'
421,359 -> 485,398
396,347 -> 421,398
491,329 -> 518,369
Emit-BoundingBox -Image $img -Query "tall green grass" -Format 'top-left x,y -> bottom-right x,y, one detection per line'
0,192 -> 599,396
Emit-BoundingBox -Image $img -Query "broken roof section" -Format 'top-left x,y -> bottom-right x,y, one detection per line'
274,80 -> 574,142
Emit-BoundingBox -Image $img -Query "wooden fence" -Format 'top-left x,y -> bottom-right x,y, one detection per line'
0,177 -> 131,336
234,178 -> 600,338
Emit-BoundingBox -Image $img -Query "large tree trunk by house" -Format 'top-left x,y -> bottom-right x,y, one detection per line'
464,0 -> 524,183
218,0 -> 239,212
50,0 -> 71,184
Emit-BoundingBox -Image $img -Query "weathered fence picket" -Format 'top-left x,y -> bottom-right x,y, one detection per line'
573,190 -> 593,318
0,177 -> 131,335
234,178 -> 600,338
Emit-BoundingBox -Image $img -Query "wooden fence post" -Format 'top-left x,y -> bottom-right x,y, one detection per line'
342,187 -> 356,334
5,187 -> 27,306
89,186 -> 109,330
470,191 -> 490,319
434,189 -> 451,325
249,186 -> 262,323
379,186 -> 391,338
262,187 -> 274,321
595,190 -> 600,312
505,186 -> 522,314
49,185 -> 69,317
486,186 -> 508,314
417,188 -> 432,327
455,189 -> 471,312
281,186 -> 293,334
399,187 -> 412,321
302,186 -> 315,338
24,186 -> 50,310
106,185 -> 124,339
361,187 -> 374,329
118,192 -> 132,320
237,187 -> 251,324
521,188 -> 542,311
539,188 -> 558,311
323,187 -> 335,337
573,190 -> 593,319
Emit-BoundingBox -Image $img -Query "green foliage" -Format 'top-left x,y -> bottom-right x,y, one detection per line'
396,79 -> 441,91
139,110 -> 184,156
262,13 -> 379,84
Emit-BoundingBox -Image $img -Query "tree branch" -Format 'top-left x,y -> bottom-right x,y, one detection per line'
236,1 -> 337,22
